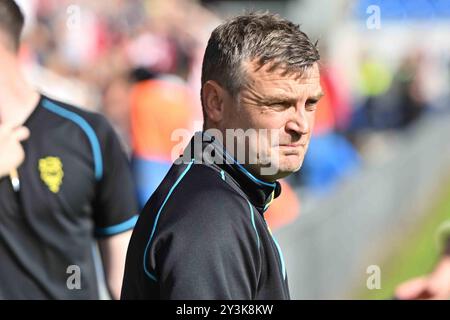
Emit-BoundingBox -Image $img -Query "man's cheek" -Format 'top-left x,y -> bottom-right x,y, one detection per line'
309,112 -> 317,131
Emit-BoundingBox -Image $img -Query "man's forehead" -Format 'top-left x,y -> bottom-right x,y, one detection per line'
244,60 -> 320,85
241,61 -> 321,98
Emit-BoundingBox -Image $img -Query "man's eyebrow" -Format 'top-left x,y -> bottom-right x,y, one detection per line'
260,91 -> 324,104
261,95 -> 298,104
309,92 -> 325,100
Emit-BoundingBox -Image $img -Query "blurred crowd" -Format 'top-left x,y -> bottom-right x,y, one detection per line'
18,0 -> 218,145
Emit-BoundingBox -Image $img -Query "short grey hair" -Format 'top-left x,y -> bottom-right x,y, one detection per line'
201,12 -> 320,117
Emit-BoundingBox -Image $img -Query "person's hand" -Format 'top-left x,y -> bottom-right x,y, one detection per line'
395,255 -> 450,300
0,124 -> 30,178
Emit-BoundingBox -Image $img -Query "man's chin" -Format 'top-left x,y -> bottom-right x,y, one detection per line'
279,157 -> 304,173
277,166 -> 302,179
250,156 -> 304,181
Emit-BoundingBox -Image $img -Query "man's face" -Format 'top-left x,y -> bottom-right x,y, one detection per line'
222,61 -> 323,181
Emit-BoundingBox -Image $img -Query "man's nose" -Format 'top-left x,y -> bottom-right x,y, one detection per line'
285,105 -> 309,137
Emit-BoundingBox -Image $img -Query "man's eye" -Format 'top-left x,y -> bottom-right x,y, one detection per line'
269,102 -> 290,108
306,100 -> 318,111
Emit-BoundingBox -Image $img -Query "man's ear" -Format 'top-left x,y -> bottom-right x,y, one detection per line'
202,80 -> 228,125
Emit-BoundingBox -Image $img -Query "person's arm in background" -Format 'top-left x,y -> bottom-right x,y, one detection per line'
91,115 -> 139,300
0,124 -> 29,178
395,223 -> 450,300
98,230 -> 133,299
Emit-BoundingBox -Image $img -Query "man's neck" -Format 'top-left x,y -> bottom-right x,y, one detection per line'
0,53 -> 39,126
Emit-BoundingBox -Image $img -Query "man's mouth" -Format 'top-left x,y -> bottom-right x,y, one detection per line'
278,143 -> 305,148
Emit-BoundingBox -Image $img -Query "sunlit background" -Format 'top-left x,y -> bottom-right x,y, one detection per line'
14,0 -> 450,299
